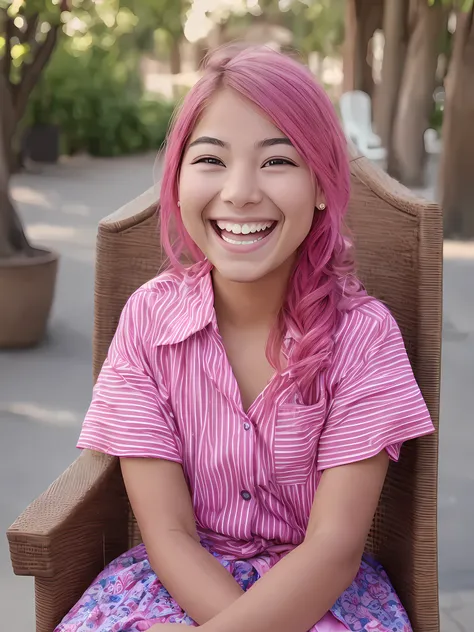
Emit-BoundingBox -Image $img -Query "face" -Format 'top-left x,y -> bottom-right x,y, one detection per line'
178,88 -> 322,283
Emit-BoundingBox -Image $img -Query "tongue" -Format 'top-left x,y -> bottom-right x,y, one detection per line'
221,226 -> 272,241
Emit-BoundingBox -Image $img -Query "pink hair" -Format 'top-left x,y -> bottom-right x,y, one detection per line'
159,45 -> 366,405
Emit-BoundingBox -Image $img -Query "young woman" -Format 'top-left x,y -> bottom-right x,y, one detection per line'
56,45 -> 434,632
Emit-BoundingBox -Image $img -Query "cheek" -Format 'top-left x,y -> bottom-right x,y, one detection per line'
267,175 -> 315,223
178,172 -> 207,233
179,165 -> 217,210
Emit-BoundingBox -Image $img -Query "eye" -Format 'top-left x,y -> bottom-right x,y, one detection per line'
263,158 -> 297,167
192,157 -> 225,166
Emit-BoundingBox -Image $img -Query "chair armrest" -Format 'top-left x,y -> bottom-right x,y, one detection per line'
7,449 -> 128,578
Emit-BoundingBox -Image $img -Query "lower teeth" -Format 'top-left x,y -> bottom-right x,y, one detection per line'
221,234 -> 265,245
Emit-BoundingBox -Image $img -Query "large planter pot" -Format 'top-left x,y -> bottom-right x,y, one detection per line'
0,248 -> 59,348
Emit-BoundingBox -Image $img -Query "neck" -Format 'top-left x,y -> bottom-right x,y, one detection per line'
212,260 -> 294,330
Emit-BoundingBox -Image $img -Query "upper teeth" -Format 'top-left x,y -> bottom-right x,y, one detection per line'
216,221 -> 274,235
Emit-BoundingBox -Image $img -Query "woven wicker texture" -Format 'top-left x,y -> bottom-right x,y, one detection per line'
7,151 -> 442,632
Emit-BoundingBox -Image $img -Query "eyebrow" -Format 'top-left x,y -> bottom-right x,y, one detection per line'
187,136 -> 294,150
188,136 -> 228,149
257,137 -> 293,149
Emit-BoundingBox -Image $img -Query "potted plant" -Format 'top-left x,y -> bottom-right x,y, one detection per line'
0,1 -> 69,348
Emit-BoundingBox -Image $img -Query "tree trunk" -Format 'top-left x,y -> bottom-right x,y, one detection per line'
0,14 -> 60,257
14,24 -> 59,126
374,0 -> 410,163
208,22 -> 226,50
193,41 -> 208,70
342,0 -> 384,97
440,8 -> 474,238
169,36 -> 181,75
0,77 -> 32,258
391,0 -> 448,186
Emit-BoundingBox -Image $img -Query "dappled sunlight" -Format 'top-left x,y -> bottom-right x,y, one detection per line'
144,70 -> 199,100
444,241 -> 474,261
185,0 -> 249,42
60,203 -> 91,217
11,185 -> 92,217
26,223 -> 96,246
0,402 -> 81,427
11,186 -> 53,210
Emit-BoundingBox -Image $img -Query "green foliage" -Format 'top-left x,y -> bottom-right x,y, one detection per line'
224,0 -> 345,59
120,0 -> 191,57
431,0 -> 473,7
4,0 -> 181,158
5,0 -> 63,21
292,0 -> 345,58
3,0 -> 347,160
0,0 -> 64,85
25,42 -> 176,156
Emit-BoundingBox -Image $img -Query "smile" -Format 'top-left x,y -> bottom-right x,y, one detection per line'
210,220 -> 277,247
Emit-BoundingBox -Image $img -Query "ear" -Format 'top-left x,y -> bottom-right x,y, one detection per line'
314,188 -> 326,211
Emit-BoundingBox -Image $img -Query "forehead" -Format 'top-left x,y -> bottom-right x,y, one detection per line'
189,88 -> 284,141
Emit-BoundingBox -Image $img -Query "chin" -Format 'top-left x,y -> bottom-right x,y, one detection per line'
212,261 -> 274,284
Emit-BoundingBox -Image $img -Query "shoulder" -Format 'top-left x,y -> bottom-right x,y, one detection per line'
119,262 -> 214,347
331,298 -> 401,373
336,297 -> 396,343
128,267 -> 187,324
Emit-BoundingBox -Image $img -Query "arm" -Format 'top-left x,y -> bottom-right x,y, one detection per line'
202,451 -> 389,632
120,457 -> 244,625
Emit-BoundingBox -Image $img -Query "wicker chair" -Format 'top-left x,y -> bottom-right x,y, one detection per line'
7,148 -> 443,632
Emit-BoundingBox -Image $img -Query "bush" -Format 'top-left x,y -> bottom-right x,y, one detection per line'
26,45 -> 176,157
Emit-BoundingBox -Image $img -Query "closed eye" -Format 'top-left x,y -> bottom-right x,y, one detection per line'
263,158 -> 297,167
192,157 -> 225,166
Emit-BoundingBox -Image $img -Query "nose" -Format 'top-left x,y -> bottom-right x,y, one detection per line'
220,165 -> 263,208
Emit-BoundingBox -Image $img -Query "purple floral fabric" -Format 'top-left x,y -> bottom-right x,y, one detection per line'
54,544 -> 412,632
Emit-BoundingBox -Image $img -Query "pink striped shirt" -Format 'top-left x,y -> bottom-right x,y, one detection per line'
78,263 -> 434,558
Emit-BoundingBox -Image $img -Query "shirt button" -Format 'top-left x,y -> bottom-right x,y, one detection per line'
240,490 -> 252,501
243,422 -> 251,431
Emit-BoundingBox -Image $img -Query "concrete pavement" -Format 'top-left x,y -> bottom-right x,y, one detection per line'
1,154 -> 473,630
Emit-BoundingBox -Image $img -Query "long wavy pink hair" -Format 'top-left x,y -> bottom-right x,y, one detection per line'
159,45 -> 366,404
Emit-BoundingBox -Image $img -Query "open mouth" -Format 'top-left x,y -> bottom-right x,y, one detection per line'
210,220 -> 277,245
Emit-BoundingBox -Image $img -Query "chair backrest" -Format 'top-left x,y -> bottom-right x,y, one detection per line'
93,147 -> 442,632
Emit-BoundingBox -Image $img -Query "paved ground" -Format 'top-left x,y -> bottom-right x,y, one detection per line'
1,154 -> 473,630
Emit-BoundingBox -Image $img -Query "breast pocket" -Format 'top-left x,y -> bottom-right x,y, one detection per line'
273,401 -> 326,485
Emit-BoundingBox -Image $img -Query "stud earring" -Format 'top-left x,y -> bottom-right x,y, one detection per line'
177,201 -> 181,208
317,203 -> 326,210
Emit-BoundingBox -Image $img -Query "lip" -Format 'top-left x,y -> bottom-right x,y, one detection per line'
209,218 -> 277,224
208,219 -> 279,254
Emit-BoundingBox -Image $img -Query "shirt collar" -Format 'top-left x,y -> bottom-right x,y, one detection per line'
151,260 -> 294,347
152,260 -> 215,346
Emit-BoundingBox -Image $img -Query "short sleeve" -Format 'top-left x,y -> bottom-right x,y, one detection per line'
77,290 -> 182,462
317,304 -> 435,471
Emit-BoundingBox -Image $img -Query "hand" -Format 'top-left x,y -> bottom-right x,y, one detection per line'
148,625 -> 199,630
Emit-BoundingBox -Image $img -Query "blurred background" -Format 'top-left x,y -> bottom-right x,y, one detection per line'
1,0 -> 473,630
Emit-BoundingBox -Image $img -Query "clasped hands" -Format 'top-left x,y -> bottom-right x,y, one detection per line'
147,624 -> 204,630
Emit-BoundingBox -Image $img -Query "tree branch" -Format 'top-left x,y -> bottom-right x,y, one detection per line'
0,75 -> 34,257
2,13 -> 14,83
20,13 -> 40,47
13,24 -> 59,124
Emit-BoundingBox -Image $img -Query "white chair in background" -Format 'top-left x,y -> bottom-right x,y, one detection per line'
424,128 -> 442,155
339,90 -> 387,162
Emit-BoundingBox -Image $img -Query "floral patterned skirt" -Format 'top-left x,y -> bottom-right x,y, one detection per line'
54,543 -> 412,632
